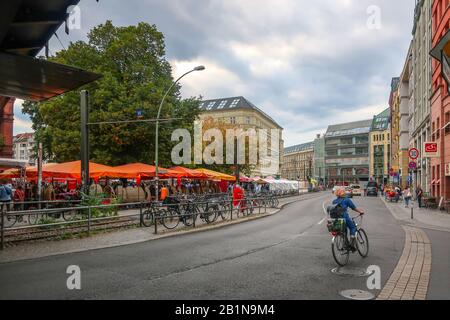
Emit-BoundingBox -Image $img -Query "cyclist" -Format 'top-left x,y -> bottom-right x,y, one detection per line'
333,188 -> 365,250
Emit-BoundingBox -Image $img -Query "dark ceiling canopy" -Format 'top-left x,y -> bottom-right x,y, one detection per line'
0,0 -> 81,57
0,0 -> 101,105
0,52 -> 102,101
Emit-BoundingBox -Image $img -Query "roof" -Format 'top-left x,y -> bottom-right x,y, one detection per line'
199,96 -> 283,129
13,132 -> 34,142
325,119 -> 372,138
371,108 -> 391,132
284,142 -> 315,155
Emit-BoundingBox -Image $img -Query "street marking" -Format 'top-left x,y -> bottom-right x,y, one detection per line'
318,218 -> 326,225
322,201 -> 329,216
377,226 -> 432,300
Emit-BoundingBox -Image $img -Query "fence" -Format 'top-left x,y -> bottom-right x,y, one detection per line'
0,193 -> 290,250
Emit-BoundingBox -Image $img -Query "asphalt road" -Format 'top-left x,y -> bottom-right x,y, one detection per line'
0,193 -> 406,300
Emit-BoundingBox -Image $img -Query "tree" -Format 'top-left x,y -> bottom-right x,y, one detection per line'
198,117 -> 254,176
22,21 -> 201,166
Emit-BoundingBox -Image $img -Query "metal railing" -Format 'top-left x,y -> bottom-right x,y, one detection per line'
0,192 -> 299,250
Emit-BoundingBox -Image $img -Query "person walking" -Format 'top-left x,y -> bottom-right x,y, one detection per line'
416,186 -> 424,208
403,187 -> 412,208
0,179 -> 13,214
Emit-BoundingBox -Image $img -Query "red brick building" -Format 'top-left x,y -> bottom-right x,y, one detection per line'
0,97 -> 14,159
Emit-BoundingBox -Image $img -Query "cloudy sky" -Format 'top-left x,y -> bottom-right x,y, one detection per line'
15,0 -> 416,147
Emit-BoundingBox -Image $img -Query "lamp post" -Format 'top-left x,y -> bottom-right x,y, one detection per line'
154,65 -> 205,200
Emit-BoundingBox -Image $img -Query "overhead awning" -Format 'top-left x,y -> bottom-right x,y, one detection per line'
0,0 -> 101,107
0,52 -> 102,101
0,158 -> 28,169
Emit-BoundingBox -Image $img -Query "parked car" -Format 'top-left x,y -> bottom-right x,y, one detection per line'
345,187 -> 353,198
350,184 -> 362,196
366,182 -> 379,196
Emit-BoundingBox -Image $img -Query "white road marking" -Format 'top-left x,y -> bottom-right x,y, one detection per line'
318,218 -> 326,225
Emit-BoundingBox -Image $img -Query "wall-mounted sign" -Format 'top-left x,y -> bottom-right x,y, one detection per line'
423,142 -> 440,158
445,163 -> 450,177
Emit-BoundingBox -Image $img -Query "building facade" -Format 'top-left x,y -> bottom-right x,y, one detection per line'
313,134 -> 325,183
0,97 -> 14,158
282,142 -> 314,184
198,96 -> 284,177
410,0 -> 432,193
390,48 -> 412,190
430,0 -> 450,200
324,120 -> 372,186
13,133 -> 36,166
369,108 -> 391,185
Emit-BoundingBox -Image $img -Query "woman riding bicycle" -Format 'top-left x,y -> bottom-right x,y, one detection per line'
333,189 -> 365,250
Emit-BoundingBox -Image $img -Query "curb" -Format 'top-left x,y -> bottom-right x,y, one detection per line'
0,194 -> 326,264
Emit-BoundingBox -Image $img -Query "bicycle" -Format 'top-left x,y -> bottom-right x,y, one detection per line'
329,215 -> 369,267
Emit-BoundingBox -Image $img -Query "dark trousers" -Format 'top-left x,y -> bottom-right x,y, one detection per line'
418,197 -> 423,208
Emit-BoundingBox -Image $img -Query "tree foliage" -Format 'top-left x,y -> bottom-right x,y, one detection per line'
22,21 -> 201,166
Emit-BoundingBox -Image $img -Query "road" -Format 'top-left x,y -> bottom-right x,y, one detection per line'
0,193 -> 410,299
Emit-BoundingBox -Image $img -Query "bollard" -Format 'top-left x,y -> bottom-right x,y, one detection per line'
230,199 -> 233,220
153,212 -> 158,234
411,206 -> 414,220
139,203 -> 143,228
1,204 -> 4,251
88,206 -> 91,236
193,212 -> 196,228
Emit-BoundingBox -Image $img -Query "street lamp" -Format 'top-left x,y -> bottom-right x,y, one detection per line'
154,65 -> 205,200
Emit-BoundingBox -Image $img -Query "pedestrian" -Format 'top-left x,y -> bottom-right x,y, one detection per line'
13,185 -> 25,211
0,179 -> 13,214
395,186 -> 402,203
160,183 -> 168,202
403,187 -> 412,208
416,186 -> 424,208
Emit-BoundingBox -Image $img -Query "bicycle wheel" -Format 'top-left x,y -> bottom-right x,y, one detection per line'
162,209 -> 179,229
218,202 -> 230,220
141,209 -> 155,227
356,228 -> 369,258
180,206 -> 194,227
204,206 -> 218,223
332,233 -> 350,266
273,197 -> 279,208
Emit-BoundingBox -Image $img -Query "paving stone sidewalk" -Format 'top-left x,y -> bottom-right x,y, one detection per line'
381,196 -> 450,232
0,193 -> 322,264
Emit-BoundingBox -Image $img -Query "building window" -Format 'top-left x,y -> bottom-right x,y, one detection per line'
246,116 -> 251,125
217,100 -> 227,109
437,117 -> 441,140
230,117 -> 236,124
206,101 -> 216,110
230,99 -> 240,108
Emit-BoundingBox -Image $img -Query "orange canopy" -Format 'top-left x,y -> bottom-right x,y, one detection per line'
169,166 -> 209,179
40,161 -> 118,179
112,163 -> 180,179
195,168 -> 236,181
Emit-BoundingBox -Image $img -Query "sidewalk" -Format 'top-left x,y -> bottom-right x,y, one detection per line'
381,196 -> 450,233
0,193 -> 319,264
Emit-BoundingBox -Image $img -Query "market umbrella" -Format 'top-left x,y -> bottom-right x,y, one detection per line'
113,163 -> 180,179
169,166 -> 209,179
195,168 -> 236,182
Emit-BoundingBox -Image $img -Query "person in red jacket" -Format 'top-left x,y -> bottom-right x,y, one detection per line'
233,183 -> 245,210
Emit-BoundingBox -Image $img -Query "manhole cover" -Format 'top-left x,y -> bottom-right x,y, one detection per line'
331,267 -> 371,277
340,289 -> 375,300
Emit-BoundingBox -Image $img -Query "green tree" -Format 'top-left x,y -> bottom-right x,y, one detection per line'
22,21 -> 201,166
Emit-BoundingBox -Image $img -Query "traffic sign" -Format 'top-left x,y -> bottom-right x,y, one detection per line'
409,162 -> 417,171
409,148 -> 420,160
